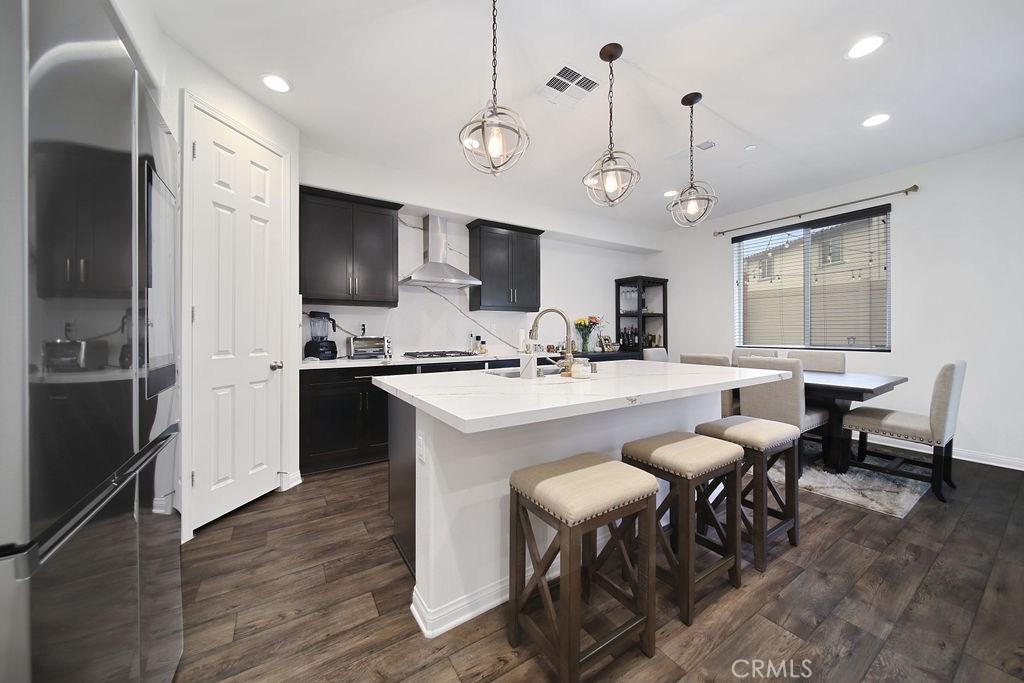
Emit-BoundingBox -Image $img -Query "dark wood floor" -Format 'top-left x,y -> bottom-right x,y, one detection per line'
176,458 -> 1024,682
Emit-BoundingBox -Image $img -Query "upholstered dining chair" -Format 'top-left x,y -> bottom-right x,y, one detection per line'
736,356 -> 829,441
731,348 -> 778,365
843,361 -> 967,502
642,347 -> 670,362
785,350 -> 846,373
680,353 -> 735,417
738,356 -> 830,477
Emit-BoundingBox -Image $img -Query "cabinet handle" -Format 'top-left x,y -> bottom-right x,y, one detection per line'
509,288 -> 513,303
514,288 -> 518,303
64,258 -> 71,282
349,276 -> 353,293
79,258 -> 86,283
353,375 -> 372,379
354,277 -> 359,294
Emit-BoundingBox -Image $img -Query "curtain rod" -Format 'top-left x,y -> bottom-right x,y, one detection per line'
713,184 -> 919,237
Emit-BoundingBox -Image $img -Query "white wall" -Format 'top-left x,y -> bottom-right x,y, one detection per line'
649,136 -> 1024,470
301,212 -> 645,355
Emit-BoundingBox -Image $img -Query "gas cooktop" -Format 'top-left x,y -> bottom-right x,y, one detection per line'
403,351 -> 479,359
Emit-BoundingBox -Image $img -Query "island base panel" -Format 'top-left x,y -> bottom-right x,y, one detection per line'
389,396 -> 417,575
409,392 -> 719,638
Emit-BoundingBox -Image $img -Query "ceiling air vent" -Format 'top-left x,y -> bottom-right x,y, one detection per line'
536,65 -> 598,107
696,140 -> 717,151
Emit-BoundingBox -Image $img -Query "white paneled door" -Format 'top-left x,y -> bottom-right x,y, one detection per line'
190,107 -> 284,528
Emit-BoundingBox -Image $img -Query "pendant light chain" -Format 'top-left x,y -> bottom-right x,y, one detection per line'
490,0 -> 499,106
458,0 -> 529,175
689,105 -> 695,184
607,61 -> 615,152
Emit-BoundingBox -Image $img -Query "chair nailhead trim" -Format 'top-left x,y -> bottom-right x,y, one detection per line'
510,486 -> 656,527
622,455 -> 742,480
843,424 -> 939,446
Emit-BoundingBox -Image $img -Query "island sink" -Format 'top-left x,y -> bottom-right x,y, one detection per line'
484,365 -> 562,379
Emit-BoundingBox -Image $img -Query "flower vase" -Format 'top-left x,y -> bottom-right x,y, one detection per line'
580,332 -> 591,354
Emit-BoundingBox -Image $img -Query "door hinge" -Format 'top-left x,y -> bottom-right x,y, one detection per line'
191,141 -> 197,160
191,470 -> 196,487
191,305 -> 195,323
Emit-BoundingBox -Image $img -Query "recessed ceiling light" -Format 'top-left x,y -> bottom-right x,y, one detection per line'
260,73 -> 291,93
663,190 -> 678,197
744,144 -> 758,152
862,113 -> 890,127
846,34 -> 887,60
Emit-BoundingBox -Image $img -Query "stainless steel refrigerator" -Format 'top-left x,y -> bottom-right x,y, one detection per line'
1,0 -> 183,680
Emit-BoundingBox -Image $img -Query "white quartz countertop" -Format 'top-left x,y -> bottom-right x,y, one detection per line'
373,360 -> 790,433
30,368 -> 134,384
300,352 -> 557,370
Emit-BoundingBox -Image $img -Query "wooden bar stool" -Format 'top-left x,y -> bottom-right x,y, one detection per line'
621,432 -> 744,625
695,415 -> 801,572
508,453 -> 659,683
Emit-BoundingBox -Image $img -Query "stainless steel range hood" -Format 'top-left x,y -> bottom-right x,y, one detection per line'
400,214 -> 481,289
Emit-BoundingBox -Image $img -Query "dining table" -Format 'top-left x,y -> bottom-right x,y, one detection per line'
803,370 -> 909,473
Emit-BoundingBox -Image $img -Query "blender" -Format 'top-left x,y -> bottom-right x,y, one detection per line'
304,311 -> 339,360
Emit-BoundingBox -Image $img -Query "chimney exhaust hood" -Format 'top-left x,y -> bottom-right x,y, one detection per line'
400,214 -> 482,289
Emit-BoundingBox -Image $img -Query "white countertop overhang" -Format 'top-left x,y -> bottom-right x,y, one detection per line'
373,360 -> 790,433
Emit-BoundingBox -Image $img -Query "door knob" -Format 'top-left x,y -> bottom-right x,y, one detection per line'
270,361 -> 284,371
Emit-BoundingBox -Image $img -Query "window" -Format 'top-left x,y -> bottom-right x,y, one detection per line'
732,204 -> 891,351
820,236 -> 842,266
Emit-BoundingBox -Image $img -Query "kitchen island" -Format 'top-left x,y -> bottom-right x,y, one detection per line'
373,360 -> 789,638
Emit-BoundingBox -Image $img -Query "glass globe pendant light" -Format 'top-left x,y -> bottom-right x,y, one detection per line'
582,43 -> 641,207
668,92 -> 718,226
458,0 -> 530,175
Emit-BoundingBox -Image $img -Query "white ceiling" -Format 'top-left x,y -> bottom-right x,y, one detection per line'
153,0 -> 1024,234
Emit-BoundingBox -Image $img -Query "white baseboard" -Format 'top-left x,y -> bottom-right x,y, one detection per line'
408,529 -> 613,637
151,493 -> 174,515
278,470 -> 302,491
412,580 -> 508,639
867,435 -> 1022,472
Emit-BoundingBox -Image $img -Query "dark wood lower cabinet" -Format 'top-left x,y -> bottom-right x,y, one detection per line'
299,366 -> 415,474
300,361 -> 492,474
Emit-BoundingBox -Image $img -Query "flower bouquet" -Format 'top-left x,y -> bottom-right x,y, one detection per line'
574,315 -> 603,354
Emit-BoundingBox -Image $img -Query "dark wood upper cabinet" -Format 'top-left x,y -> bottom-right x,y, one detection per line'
352,205 -> 398,304
467,219 -> 543,312
34,143 -> 132,299
299,186 -> 401,307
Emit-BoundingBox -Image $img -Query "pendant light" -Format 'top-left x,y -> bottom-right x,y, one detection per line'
667,92 -> 718,226
458,0 -> 530,175
582,43 -> 640,207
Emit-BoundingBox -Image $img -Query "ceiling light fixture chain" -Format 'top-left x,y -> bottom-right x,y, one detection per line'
688,104 -> 695,184
607,60 -> 615,152
457,0 -> 530,175
490,0 -> 498,106
667,92 -> 718,227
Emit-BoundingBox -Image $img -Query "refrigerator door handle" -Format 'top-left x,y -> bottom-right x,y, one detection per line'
114,430 -> 177,488
32,430 -> 177,574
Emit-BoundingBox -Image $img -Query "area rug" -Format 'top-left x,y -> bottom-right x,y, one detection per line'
770,459 -> 929,518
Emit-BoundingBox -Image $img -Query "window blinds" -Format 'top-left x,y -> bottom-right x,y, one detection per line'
732,204 -> 891,351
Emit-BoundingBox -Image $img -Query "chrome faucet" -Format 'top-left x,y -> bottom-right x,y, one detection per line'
530,307 -> 573,371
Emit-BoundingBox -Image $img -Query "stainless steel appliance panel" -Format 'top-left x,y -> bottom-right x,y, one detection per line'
29,480 -> 140,682
137,439 -> 182,682
136,86 -> 180,450
26,0 -> 137,544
